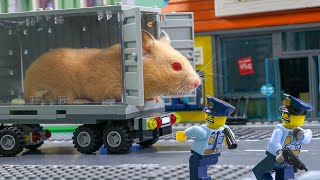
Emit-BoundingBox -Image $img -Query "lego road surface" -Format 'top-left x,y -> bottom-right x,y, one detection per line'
1,123 -> 320,180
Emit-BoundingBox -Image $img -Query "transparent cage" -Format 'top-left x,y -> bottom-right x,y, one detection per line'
0,6 -> 158,105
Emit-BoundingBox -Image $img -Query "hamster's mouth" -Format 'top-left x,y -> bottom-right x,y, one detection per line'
167,79 -> 200,96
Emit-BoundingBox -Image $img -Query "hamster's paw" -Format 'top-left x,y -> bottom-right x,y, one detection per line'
11,98 -> 26,105
154,96 -> 162,102
145,96 -> 161,102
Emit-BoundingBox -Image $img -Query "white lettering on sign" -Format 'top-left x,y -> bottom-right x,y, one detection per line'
240,64 -> 253,69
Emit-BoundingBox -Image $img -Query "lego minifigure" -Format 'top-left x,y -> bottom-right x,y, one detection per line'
176,95 -> 237,180
252,94 -> 314,180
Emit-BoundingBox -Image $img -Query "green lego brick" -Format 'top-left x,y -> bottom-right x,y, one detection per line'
43,125 -> 78,132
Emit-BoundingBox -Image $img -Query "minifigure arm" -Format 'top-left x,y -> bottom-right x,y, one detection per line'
223,125 -> 236,147
223,125 -> 237,149
268,128 -> 283,154
176,126 -> 207,142
224,125 -> 235,137
185,126 -> 207,139
301,129 -> 312,144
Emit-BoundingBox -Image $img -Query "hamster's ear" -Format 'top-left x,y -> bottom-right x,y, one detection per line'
142,30 -> 155,55
159,30 -> 171,45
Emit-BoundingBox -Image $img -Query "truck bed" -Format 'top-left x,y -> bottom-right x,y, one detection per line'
0,100 -> 165,124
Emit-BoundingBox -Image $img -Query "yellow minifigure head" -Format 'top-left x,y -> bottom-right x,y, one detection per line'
205,114 -> 227,129
280,94 -> 314,129
203,96 -> 235,130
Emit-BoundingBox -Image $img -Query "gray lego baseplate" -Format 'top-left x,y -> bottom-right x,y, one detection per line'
47,125 -> 320,142
0,164 -> 253,180
174,124 -> 320,140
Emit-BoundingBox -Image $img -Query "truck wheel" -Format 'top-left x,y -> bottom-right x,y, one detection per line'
0,127 -> 25,156
73,125 -> 102,154
102,125 -> 133,154
138,130 -> 159,147
26,141 -> 44,150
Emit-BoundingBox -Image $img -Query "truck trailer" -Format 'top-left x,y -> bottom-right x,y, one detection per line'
0,5 -> 195,156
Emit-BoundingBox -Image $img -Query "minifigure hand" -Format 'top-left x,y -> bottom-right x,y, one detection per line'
276,150 -> 285,164
292,127 -> 305,141
176,131 -> 187,142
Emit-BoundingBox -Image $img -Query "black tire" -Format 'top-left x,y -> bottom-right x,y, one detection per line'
26,141 -> 44,150
138,130 -> 159,147
0,127 -> 25,156
102,125 -> 133,154
72,125 -> 102,154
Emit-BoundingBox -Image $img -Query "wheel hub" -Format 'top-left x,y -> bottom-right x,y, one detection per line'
107,131 -> 121,147
0,135 -> 16,150
77,132 -> 91,148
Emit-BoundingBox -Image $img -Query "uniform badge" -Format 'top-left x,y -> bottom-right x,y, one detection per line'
208,135 -> 215,144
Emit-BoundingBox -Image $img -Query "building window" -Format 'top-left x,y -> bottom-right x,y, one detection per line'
282,30 -> 320,51
221,35 -> 272,95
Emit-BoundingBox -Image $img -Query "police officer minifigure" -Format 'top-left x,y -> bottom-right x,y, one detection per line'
252,94 -> 314,180
176,95 -> 237,180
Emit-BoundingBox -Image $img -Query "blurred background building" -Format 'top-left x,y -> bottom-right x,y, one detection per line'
0,0 -> 169,13
163,0 -> 320,123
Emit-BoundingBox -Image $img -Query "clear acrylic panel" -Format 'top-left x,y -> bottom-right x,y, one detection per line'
0,9 -> 123,105
265,57 -> 281,121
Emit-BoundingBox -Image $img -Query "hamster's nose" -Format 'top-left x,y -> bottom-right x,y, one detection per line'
194,80 -> 200,89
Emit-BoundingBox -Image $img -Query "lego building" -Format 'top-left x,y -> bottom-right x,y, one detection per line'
163,0 -> 320,122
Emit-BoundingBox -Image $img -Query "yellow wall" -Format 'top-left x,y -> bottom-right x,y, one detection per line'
178,35 -> 214,122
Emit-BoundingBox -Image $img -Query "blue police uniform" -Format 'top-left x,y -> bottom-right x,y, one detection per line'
184,96 -> 235,180
252,94 -> 313,180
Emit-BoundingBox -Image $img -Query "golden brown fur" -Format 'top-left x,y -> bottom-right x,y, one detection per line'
23,31 -> 200,103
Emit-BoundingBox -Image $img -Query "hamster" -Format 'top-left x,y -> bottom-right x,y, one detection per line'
23,30 -> 201,103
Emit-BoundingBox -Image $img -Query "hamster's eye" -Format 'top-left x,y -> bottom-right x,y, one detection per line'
172,62 -> 182,71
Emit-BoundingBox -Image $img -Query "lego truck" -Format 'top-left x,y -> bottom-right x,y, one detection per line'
0,5 -> 195,156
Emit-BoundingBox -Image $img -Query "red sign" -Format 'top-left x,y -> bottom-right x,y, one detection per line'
238,57 -> 254,75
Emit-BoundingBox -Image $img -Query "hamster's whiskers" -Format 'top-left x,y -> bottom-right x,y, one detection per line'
212,58 -> 227,66
199,54 -> 215,73
179,86 -> 188,96
177,81 -> 188,96
201,73 -> 224,78
175,75 -> 188,92
197,53 -> 227,75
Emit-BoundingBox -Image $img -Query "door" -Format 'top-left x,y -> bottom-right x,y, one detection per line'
122,7 -> 144,106
264,57 -> 281,121
159,12 -> 196,100
279,57 -> 312,119
313,55 -> 320,120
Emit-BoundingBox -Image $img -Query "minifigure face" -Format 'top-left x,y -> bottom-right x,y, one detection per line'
205,114 -> 227,129
281,112 -> 305,129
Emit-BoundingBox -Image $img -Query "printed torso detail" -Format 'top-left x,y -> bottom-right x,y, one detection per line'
266,124 -> 302,156
189,124 -> 229,156
203,129 -> 225,155
282,131 -> 302,155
